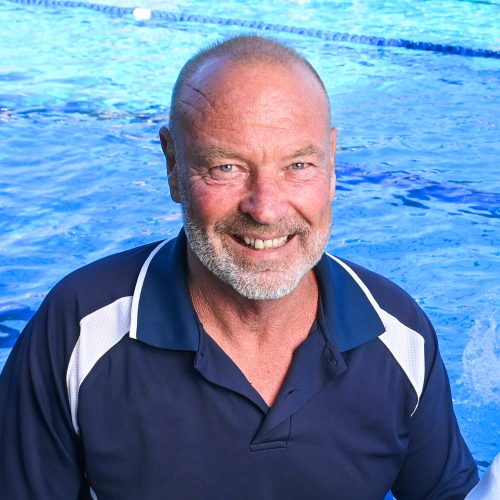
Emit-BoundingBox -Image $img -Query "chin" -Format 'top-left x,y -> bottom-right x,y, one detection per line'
225,270 -> 309,301
183,209 -> 330,300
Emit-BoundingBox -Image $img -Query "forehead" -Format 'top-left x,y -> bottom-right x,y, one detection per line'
178,58 -> 330,137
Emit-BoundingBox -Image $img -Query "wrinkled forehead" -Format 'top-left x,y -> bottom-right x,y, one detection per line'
176,57 -> 331,132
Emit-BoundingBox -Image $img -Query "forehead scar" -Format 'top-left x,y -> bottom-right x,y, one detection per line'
184,83 -> 216,111
178,99 -> 205,115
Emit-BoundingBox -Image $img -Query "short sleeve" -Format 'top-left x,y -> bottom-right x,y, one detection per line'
0,294 -> 91,499
391,322 -> 479,499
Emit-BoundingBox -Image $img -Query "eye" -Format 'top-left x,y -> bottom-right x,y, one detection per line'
218,164 -> 237,173
208,163 -> 245,182
286,161 -> 317,180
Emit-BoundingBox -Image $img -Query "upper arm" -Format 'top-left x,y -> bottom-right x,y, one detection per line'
391,325 -> 478,499
0,296 -> 90,499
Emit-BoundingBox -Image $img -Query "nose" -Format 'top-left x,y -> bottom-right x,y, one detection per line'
239,172 -> 288,225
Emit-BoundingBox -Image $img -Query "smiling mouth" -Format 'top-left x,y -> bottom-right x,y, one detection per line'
233,235 -> 290,250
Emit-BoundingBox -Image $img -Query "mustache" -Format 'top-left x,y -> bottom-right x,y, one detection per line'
213,214 -> 311,236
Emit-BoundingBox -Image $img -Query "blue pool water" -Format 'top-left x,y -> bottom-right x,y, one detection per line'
0,0 -> 499,474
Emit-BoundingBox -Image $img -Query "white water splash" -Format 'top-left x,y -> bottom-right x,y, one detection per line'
458,317 -> 500,405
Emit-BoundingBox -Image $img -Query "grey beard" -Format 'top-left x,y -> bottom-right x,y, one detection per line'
181,204 -> 330,300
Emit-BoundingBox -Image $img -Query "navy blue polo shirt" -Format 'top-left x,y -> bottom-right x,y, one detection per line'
0,230 -> 478,499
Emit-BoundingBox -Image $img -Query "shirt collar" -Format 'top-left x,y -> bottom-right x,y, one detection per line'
129,229 -> 384,352
129,229 -> 201,350
315,254 -> 385,352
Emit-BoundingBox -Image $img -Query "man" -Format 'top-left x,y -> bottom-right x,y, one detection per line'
0,36 -> 478,499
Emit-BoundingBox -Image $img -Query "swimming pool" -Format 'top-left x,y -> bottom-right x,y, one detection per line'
0,0 -> 498,474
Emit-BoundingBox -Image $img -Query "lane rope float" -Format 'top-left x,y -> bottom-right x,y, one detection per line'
6,0 -> 500,59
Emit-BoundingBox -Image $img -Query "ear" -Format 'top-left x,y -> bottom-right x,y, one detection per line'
329,127 -> 337,201
159,126 -> 182,203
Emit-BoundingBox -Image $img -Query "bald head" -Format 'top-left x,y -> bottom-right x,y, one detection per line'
159,36 -> 336,300
168,35 -> 331,146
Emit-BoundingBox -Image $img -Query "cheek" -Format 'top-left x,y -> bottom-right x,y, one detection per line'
290,180 -> 332,220
186,181 -> 240,224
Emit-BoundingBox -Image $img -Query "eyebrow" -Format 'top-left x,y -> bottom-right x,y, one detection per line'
195,144 -> 325,164
284,145 -> 325,161
196,147 -> 246,163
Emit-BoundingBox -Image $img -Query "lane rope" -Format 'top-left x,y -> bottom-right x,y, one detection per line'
5,0 -> 500,59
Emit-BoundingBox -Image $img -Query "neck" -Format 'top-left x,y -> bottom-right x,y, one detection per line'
186,249 -> 319,406
186,248 -> 319,350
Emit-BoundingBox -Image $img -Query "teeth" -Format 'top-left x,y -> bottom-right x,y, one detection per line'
241,236 -> 288,249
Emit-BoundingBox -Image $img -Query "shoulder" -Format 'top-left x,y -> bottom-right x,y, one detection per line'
325,254 -> 434,340
14,241 -> 166,367
319,254 -> 439,411
45,241 -> 163,321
